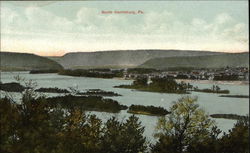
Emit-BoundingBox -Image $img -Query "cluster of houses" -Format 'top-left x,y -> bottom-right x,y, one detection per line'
123,67 -> 249,81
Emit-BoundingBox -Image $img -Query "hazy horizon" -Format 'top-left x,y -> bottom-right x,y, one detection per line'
1,1 -> 249,56
1,49 -> 249,57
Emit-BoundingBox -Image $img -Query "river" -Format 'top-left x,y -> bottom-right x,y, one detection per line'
0,71 -> 249,143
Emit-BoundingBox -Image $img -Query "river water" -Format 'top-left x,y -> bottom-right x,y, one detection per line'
1,71 -> 249,143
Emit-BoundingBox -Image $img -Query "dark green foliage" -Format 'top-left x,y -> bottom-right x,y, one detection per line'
186,116 -> 249,153
193,88 -> 230,94
78,89 -> 122,97
0,82 -> 26,92
152,117 -> 250,153
162,67 -> 200,71
144,77 -> 189,93
217,116 -> 249,153
213,74 -> 239,81
46,95 -> 128,113
115,77 -> 190,94
0,98 -> 20,152
151,135 -> 179,153
56,110 -> 104,153
30,69 -> 59,74
102,116 -> 147,153
186,126 -> 222,153
35,87 -> 70,93
58,69 -> 123,78
0,96 -> 146,153
127,68 -> 160,74
88,68 -> 111,72
114,84 -> 133,88
219,95 -> 249,98
193,85 -> 230,94
0,96 -> 58,153
210,114 -> 246,120
128,104 -> 170,116
149,77 -> 187,93
133,76 -> 148,86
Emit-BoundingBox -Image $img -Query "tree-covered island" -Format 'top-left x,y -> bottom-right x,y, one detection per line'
77,89 -> 122,97
45,95 -> 127,113
29,69 -> 59,74
114,76 -> 191,94
219,94 -> 249,98
115,76 -> 230,94
0,82 -> 26,92
210,114 -> 247,120
35,87 -> 70,93
192,85 -> 230,94
58,69 -> 123,78
128,104 -> 170,116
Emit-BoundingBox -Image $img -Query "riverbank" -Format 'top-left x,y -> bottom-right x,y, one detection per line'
114,77 -> 249,85
176,79 -> 249,85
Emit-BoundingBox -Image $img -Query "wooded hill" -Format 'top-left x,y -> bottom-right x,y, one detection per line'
139,52 -> 249,70
0,52 -> 63,71
51,50 -> 223,69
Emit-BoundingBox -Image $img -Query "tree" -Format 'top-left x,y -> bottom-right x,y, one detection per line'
122,115 -> 147,153
218,115 -> 249,153
187,83 -> 193,90
153,96 -> 215,153
212,85 -> 215,92
102,115 -> 147,153
133,76 -> 148,86
102,117 -> 124,153
150,77 -> 178,92
0,98 -> 20,153
56,109 -> 103,153
186,125 -> 222,153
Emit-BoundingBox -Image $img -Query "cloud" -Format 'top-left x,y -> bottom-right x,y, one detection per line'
24,7 -> 76,33
0,5 -> 248,54
215,13 -> 233,24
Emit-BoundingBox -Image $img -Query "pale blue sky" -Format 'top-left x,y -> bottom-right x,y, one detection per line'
1,1 -> 248,56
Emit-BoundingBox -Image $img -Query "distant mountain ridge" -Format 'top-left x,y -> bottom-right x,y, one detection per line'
54,50 -> 224,69
139,52 -> 249,70
2,50 -> 247,71
0,52 -> 63,71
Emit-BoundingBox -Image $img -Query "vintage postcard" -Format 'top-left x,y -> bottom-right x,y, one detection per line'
0,1 -> 249,153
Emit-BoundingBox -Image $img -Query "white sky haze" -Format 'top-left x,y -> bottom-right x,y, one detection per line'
0,1 -> 249,56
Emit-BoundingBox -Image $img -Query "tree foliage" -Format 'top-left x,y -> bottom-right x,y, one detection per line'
102,116 -> 147,153
0,95 -> 147,153
153,96 -> 216,153
152,96 -> 249,153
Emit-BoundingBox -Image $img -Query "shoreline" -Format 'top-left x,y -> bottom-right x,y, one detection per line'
114,77 -> 249,85
176,79 -> 249,85
1,71 -> 249,86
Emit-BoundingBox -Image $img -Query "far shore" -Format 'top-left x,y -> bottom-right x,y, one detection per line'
114,77 -> 249,85
176,79 -> 249,85
1,71 -> 249,86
